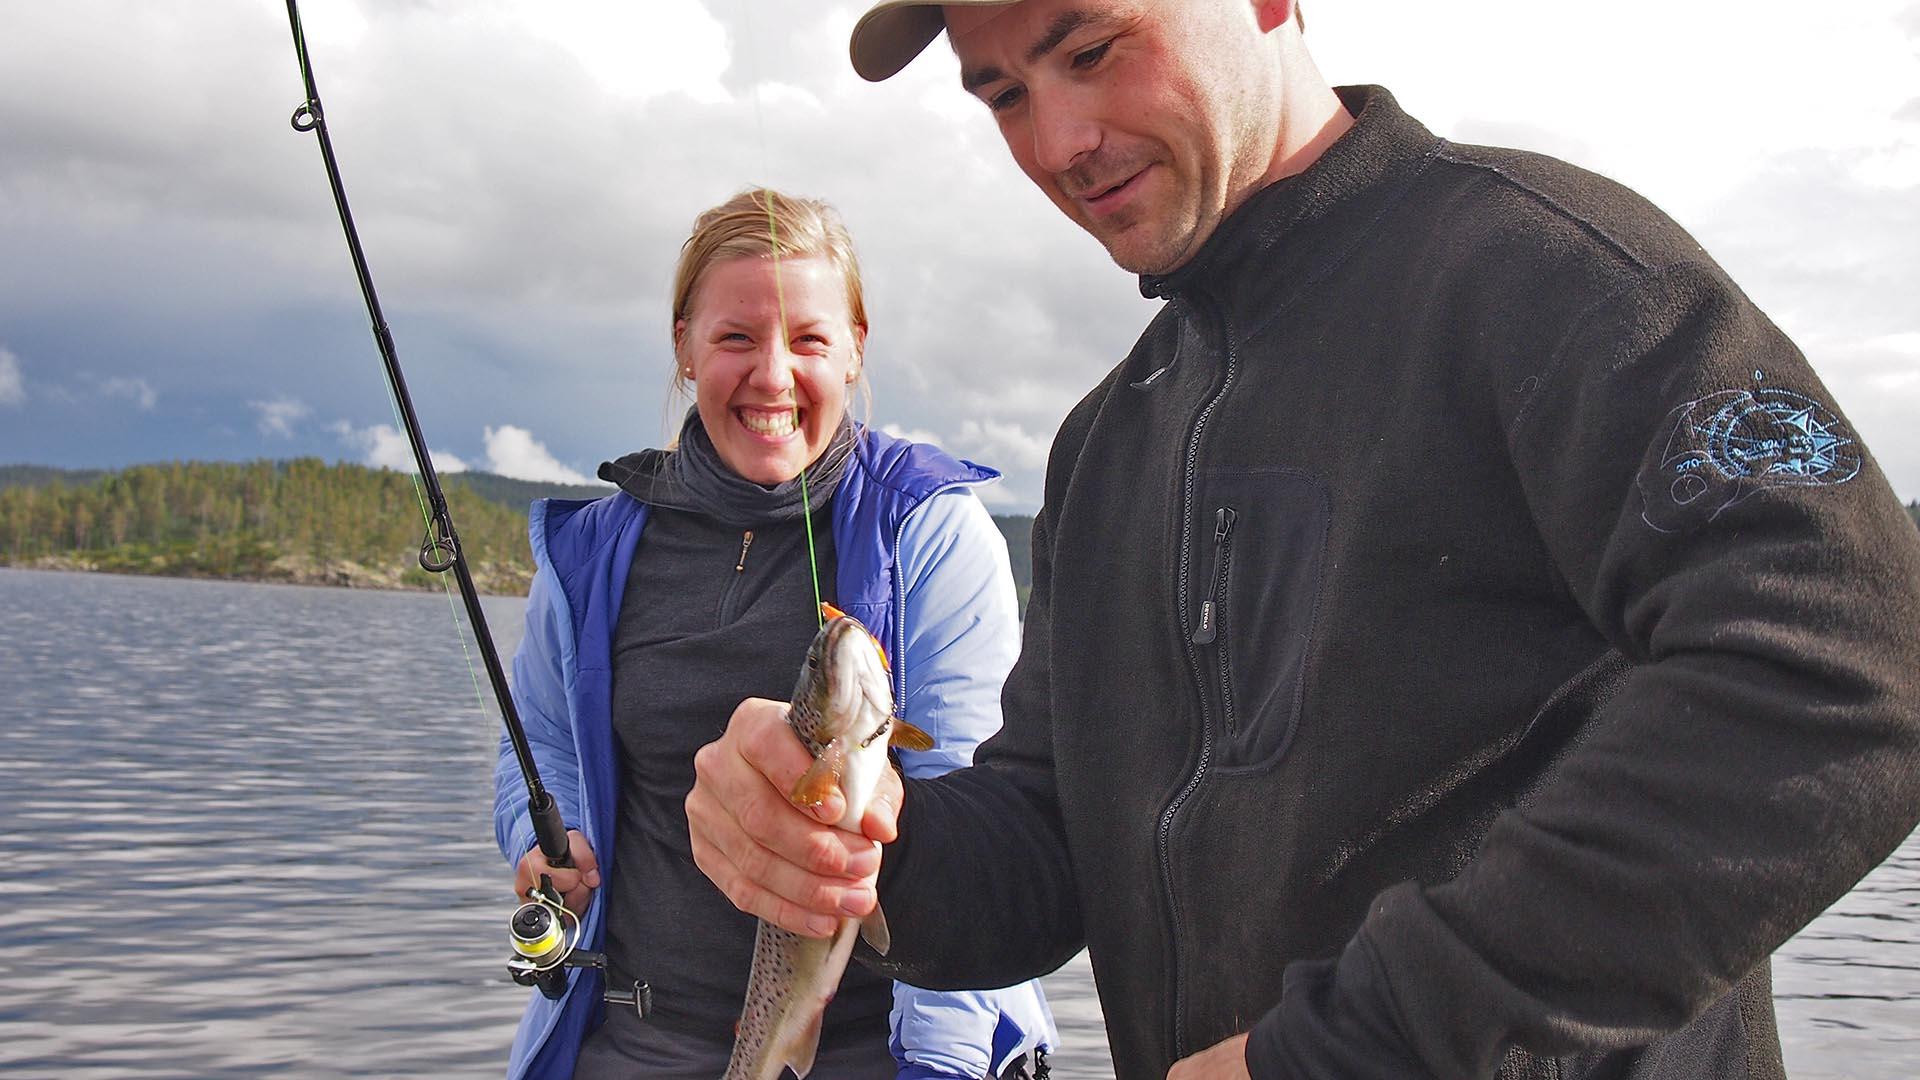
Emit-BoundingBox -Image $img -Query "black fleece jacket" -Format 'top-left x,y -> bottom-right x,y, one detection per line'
867,86 -> 1920,1079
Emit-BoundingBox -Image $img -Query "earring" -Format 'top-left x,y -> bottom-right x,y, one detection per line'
682,367 -> 694,377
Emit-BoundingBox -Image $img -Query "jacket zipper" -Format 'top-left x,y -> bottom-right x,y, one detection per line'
1190,507 -> 1236,646
1159,297 -> 1239,1061
891,479 -> 988,715
734,529 -> 754,571
1194,507 -> 1238,737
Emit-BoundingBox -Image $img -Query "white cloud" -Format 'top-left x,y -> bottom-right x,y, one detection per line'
0,0 -> 1914,505
880,423 -> 943,446
953,418 -> 1053,472
880,419 -> 1053,507
99,376 -> 156,411
331,420 -> 470,474
971,480 -> 1021,509
482,424 -> 591,484
509,0 -> 731,103
0,347 -> 23,406
249,396 -> 310,438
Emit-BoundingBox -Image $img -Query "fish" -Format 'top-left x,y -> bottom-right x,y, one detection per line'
723,603 -> 934,1080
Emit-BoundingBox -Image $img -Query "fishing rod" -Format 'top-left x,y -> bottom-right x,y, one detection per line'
280,0 -> 644,1014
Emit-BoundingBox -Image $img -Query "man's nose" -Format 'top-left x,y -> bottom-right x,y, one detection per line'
1030,94 -> 1099,175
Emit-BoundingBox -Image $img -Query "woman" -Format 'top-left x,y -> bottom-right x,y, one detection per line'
492,188 -> 1056,1080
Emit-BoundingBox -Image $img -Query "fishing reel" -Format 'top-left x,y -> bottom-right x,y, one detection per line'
505,875 -> 652,1018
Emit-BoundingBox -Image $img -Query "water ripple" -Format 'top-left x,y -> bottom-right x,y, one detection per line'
3,568 -> 1914,1078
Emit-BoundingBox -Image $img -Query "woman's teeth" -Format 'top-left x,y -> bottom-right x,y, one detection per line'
741,409 -> 797,437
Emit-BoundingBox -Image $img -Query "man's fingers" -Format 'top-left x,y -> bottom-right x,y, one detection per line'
693,830 -> 842,938
693,711 -> 874,879
860,765 -> 903,844
688,772 -> 875,886
732,698 -> 847,821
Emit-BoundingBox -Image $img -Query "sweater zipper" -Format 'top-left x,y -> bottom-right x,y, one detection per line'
718,529 -> 754,623
1194,507 -> 1238,737
1159,296 -> 1239,1061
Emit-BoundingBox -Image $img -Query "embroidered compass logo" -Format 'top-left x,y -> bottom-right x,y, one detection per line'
1640,387 -> 1860,532
1695,389 -> 1859,482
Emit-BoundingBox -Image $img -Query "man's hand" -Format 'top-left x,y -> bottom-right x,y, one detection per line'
513,828 -> 600,915
1167,1033 -> 1251,1080
687,697 -> 904,938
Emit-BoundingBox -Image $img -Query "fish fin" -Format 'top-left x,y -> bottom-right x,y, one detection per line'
820,601 -> 847,622
789,740 -> 847,808
889,719 -> 935,752
860,902 -> 891,956
783,1008 -> 826,1077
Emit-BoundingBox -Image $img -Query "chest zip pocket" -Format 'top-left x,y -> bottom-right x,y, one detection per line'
1192,507 -> 1237,646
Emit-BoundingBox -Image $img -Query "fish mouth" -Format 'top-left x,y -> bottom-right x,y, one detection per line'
823,618 -> 888,722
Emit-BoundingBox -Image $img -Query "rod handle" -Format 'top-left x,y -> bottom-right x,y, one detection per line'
528,789 -> 573,869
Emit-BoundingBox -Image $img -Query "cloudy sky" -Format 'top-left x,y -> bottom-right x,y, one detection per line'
0,0 -> 1915,511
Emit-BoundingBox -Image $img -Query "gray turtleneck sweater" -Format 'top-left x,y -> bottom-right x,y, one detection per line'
588,423 -> 894,1050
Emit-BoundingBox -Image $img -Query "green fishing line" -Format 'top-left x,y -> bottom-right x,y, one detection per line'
759,188 -> 826,629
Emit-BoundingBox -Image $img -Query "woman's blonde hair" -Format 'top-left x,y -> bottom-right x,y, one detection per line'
666,188 -> 871,430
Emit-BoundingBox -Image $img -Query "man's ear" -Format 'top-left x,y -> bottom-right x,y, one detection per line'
1252,0 -> 1295,33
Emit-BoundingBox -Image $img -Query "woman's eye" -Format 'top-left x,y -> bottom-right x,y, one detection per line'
1071,42 -> 1110,69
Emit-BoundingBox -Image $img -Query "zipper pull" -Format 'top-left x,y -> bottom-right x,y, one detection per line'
735,530 -> 754,572
1192,507 -> 1236,645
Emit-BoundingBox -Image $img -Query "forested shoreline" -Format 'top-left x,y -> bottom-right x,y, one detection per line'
0,461 -> 1038,599
3,460 -> 1908,599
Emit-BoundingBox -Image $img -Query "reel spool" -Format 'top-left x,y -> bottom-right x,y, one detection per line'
509,897 -> 570,967
507,879 -> 581,1000
503,877 -> 651,1017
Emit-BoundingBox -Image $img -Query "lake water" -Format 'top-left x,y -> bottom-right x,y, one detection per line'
0,567 -> 1913,1078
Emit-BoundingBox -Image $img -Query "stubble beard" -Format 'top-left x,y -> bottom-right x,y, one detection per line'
1058,148 -> 1206,276
1098,205 -> 1207,276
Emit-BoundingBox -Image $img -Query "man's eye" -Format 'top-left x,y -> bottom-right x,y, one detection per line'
987,85 -> 1025,112
1071,42 -> 1111,69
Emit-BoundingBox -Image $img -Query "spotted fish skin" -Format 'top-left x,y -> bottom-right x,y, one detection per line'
725,919 -> 862,1080
723,610 -> 927,1080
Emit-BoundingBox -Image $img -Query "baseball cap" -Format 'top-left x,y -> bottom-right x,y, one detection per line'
849,0 -> 1016,82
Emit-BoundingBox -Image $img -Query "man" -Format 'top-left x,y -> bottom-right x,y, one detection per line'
685,1 -> 1920,1077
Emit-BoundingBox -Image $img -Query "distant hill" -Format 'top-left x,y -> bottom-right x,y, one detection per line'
991,513 -> 1034,602
0,460 -> 1039,600
1,462 -> 611,506
0,464 -> 109,490
443,471 -> 613,509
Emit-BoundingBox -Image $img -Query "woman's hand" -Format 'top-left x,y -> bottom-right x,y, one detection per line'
687,696 -> 902,937
514,828 -> 601,916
